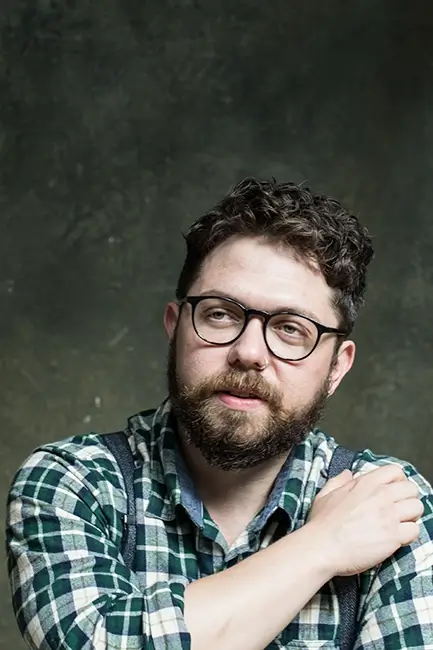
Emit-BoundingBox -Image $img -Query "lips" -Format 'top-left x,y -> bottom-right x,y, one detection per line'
217,391 -> 265,411
219,390 -> 264,400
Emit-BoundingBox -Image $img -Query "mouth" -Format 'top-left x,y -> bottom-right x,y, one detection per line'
216,390 -> 265,411
223,390 -> 262,398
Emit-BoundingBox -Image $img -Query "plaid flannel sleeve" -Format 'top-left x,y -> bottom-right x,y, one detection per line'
356,462 -> 433,649
5,439 -> 191,650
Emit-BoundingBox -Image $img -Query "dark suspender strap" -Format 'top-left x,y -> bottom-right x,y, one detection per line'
102,431 -> 137,572
328,445 -> 359,650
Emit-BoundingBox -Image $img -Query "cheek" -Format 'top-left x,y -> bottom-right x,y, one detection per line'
177,340 -> 228,388
276,357 -> 330,404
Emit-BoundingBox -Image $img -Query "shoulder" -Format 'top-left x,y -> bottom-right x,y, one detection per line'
309,430 -> 433,505
313,432 -> 433,577
310,430 -> 431,486
316,431 -> 433,543
8,409 -> 160,509
353,449 -> 433,626
353,450 -> 433,557
7,432 -> 129,507
353,447 -> 433,502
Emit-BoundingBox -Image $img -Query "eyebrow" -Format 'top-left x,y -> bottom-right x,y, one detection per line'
196,289 -> 322,322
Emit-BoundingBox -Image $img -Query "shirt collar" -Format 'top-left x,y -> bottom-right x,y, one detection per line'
127,399 -> 321,532
127,399 -> 203,525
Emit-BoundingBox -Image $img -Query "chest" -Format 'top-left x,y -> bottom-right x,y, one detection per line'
133,515 -> 346,650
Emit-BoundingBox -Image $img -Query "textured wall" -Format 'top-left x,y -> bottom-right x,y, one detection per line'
2,1 -> 433,647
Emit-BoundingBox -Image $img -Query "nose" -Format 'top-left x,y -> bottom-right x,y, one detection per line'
227,317 -> 269,371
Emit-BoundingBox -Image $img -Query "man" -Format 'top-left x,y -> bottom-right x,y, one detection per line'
6,178 -> 433,650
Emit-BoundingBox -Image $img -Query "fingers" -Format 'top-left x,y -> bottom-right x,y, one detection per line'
355,463 -> 407,487
395,498 -> 425,522
385,479 -> 420,502
399,521 -> 421,546
319,469 -> 353,498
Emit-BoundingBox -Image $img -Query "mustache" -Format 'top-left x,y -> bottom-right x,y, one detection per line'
195,370 -> 281,406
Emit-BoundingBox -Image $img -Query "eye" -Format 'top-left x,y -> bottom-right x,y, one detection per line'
279,322 -> 303,336
280,323 -> 301,334
207,309 -> 232,321
201,307 -> 242,326
271,317 -> 309,341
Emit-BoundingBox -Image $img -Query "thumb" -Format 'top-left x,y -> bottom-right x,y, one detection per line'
318,469 -> 353,498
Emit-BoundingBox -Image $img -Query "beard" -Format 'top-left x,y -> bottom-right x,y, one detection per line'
167,336 -> 332,472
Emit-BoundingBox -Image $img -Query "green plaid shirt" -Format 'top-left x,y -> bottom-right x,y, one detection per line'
6,399 -> 433,649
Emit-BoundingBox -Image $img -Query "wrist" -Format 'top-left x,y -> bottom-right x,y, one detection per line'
293,520 -> 337,583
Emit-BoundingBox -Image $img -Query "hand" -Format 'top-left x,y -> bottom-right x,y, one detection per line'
307,464 -> 424,576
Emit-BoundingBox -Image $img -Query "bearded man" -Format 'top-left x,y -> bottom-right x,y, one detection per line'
6,178 -> 433,650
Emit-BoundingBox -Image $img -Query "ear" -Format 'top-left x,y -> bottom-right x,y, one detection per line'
328,339 -> 356,396
164,301 -> 180,341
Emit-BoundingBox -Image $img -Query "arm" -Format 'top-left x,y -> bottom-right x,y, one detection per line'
184,522 -> 332,650
6,441 -> 334,650
6,444 -> 423,650
356,473 -> 433,649
184,465 -> 423,650
6,443 -> 191,650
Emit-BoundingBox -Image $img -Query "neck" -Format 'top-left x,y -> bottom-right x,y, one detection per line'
177,430 -> 289,527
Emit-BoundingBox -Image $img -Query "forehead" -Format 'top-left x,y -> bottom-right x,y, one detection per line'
190,236 -> 337,322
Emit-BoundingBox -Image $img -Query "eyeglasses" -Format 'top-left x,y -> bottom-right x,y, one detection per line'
179,295 -> 347,362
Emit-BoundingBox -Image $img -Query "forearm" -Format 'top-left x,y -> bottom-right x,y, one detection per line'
184,520 -> 332,650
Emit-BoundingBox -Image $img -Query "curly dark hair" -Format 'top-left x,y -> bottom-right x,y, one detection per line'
176,177 -> 374,333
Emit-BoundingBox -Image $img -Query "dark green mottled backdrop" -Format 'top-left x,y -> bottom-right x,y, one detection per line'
1,1 -> 433,647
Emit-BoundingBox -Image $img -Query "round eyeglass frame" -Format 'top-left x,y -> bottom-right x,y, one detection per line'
179,295 -> 348,362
